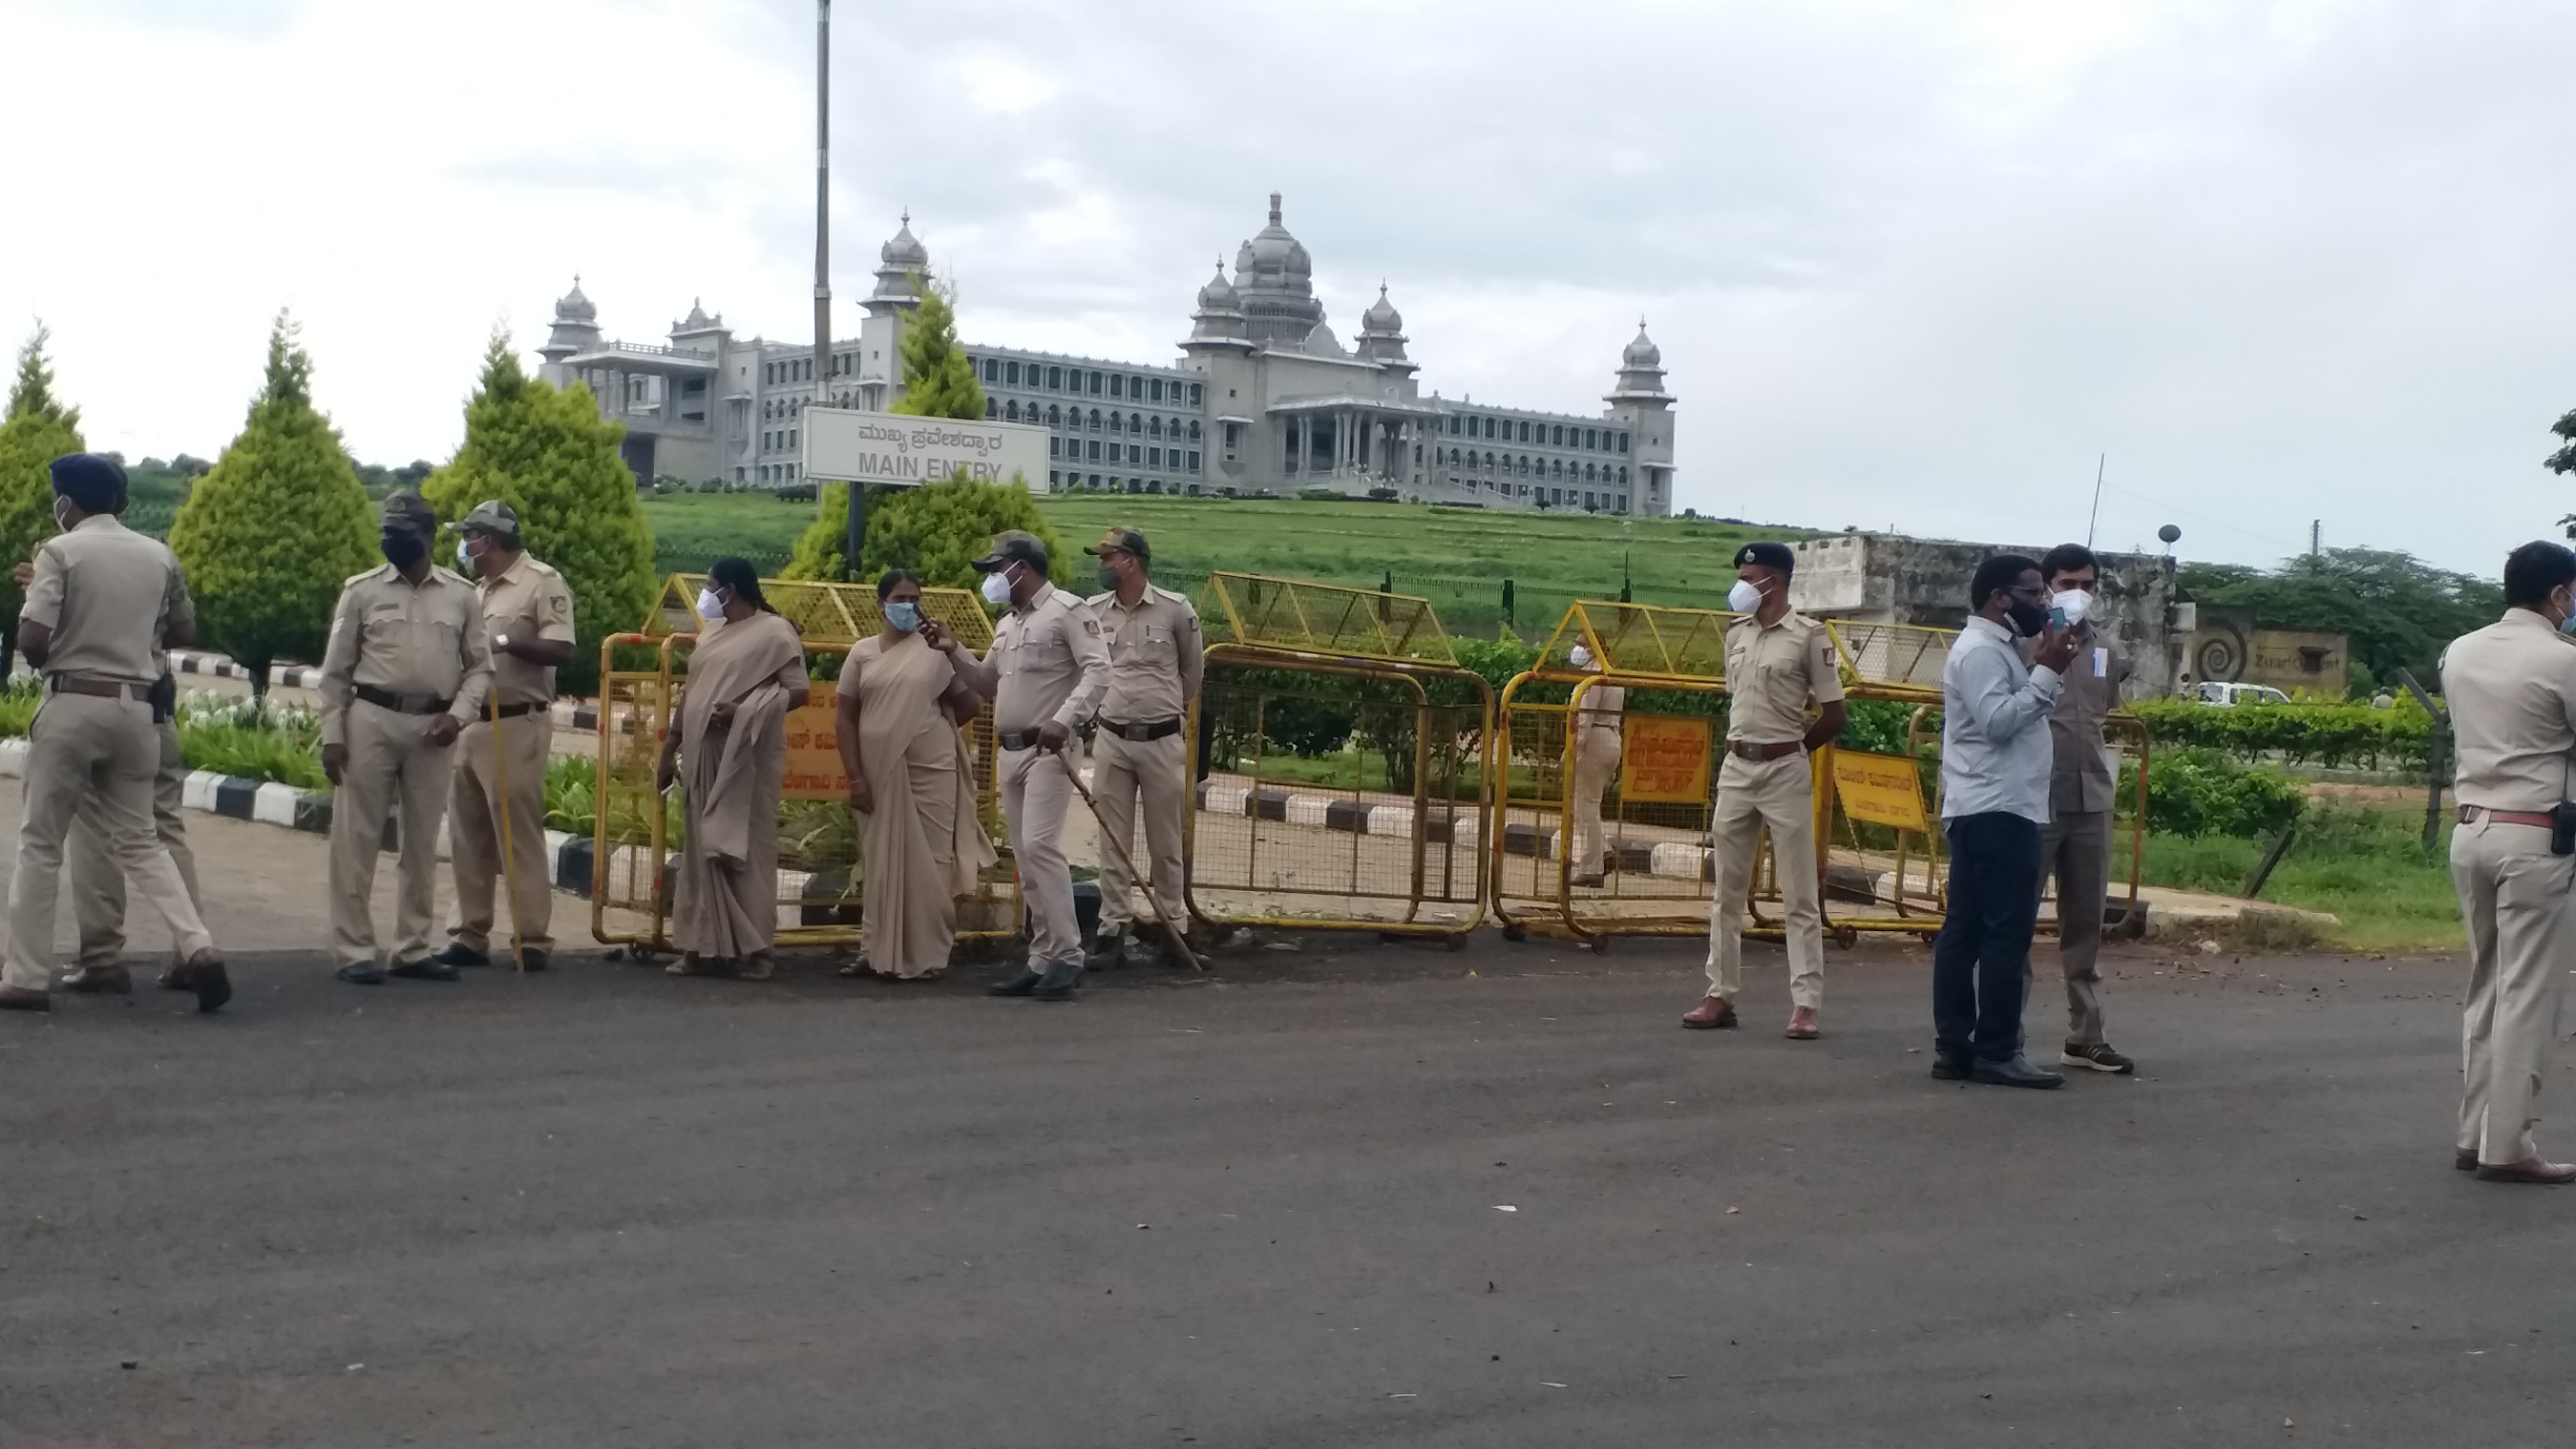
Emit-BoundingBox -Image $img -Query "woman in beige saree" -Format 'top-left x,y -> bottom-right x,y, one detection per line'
657,557 -> 809,980
834,570 -> 995,979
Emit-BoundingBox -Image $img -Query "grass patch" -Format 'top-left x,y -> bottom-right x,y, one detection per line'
2141,801 -> 2460,952
639,491 -> 1817,637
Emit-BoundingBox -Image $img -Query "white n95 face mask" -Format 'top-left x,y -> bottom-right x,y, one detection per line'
980,571 -> 1014,606
1726,580 -> 1763,614
2050,589 -> 2092,628
695,588 -> 724,621
1568,643 -> 1594,670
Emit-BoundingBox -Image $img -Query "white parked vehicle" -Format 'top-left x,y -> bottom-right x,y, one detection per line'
2188,681 -> 2292,707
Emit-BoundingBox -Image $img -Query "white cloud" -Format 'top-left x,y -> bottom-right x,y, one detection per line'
2,0 -> 2569,574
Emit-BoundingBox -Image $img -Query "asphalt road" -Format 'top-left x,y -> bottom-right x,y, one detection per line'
3,926 -> 2569,1448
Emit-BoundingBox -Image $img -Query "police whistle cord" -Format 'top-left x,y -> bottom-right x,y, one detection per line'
1054,750 -> 1203,973
489,688 -> 525,973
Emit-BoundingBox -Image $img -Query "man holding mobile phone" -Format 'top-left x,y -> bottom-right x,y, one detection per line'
2035,544 -> 2135,1074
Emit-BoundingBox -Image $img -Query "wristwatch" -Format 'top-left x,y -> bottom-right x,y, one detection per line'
495,633 -> 512,651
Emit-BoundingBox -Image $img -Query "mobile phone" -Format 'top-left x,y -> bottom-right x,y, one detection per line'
2049,605 -> 2067,631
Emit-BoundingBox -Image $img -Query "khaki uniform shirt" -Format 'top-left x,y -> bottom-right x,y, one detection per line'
2039,636 -> 2128,815
318,562 -> 494,747
2441,608 -> 2576,812
1722,609 -> 1844,744
477,552 -> 579,708
951,584 -> 1111,736
1085,583 -> 1204,724
1575,679 -> 1626,733
19,515 -> 191,684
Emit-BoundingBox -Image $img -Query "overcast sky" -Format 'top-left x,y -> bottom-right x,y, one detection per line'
4,0 -> 2569,574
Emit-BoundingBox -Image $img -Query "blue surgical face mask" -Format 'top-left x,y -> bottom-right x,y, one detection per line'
884,600 -> 922,632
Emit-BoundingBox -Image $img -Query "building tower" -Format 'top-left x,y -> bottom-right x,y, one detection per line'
855,213 -> 929,411
534,277 -> 600,387
1605,320 -> 1677,517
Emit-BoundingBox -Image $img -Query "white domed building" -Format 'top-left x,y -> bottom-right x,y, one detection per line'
537,196 -> 1676,515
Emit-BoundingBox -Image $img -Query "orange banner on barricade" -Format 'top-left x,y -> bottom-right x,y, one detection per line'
1830,749 -> 1930,834
781,702 -> 847,799
1620,716 -> 1713,803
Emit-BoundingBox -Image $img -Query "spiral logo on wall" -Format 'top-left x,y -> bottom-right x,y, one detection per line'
2194,633 -> 2244,682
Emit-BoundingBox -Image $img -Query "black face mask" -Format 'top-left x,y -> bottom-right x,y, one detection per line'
381,529 -> 427,569
2005,598 -> 2049,637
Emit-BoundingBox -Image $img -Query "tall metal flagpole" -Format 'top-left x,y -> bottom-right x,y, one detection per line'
815,2 -> 863,578
2085,452 -> 2105,550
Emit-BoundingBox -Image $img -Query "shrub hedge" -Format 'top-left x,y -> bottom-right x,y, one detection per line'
2125,697 -> 2433,773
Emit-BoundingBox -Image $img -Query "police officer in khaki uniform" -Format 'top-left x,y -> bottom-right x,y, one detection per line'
2440,540 -> 2576,1184
428,501 -> 576,972
1079,527 -> 1204,970
1684,541 -> 1846,1039
318,491 -> 493,986
2034,543 -> 2136,1074
12,538 -> 202,998
928,531 -> 1110,1001
1,454 -> 229,1015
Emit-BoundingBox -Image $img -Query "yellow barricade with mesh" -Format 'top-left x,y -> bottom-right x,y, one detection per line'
1182,572 -> 1491,943
588,576 -> 1017,956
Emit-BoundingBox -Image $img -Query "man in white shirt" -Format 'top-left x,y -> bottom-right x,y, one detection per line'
1931,554 -> 2077,1087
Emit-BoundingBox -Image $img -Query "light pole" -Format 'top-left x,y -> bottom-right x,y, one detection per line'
813,1 -> 864,577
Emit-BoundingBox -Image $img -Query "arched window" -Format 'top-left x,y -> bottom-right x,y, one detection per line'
1483,451 -> 1495,472
1110,413 -> 1123,434
1620,466 -> 1630,486
1186,419 -> 1200,441
1046,405 -> 1061,427
986,397 -> 998,418
1089,409 -> 1102,431
1148,416 -> 1162,438
1129,412 -> 1143,433
1447,448 -> 1460,467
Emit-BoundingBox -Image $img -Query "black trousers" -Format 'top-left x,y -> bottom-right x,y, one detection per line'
1933,811 -> 2043,1062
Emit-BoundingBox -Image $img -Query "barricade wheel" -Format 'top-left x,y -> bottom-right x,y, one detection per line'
1502,921 -> 1528,943
1444,932 -> 1469,952
1832,925 -> 1859,950
1587,935 -> 1609,955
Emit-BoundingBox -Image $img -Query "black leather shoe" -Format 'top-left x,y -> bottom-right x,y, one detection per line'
183,950 -> 231,1014
387,958 -> 462,983
1031,960 -> 1085,1001
431,943 -> 491,968
0,985 -> 51,1011
1083,929 -> 1128,973
1971,1054 -> 2065,1090
518,949 -> 548,973
988,969 -> 1044,997
337,963 -> 388,986
63,964 -> 133,994
1930,1051 -> 1973,1081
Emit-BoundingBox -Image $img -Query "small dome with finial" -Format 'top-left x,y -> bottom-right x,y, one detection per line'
1197,262 -> 1240,313
1623,319 -> 1661,368
880,210 -> 928,269
1362,283 -> 1402,334
555,276 -> 595,323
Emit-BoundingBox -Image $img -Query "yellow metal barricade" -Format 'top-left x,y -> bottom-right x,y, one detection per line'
1491,602 -> 1743,949
1183,572 -> 1493,943
589,575 -> 1017,955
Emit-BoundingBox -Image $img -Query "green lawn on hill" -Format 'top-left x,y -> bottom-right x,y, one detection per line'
641,490 -> 1817,639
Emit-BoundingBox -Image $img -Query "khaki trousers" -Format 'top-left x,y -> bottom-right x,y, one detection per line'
67,717 -> 201,967
4,693 -> 213,991
2450,818 -> 2572,1166
1569,726 -> 1621,877
1001,745 -> 1080,969
329,699 -> 457,968
446,713 -> 553,956
1092,730 -> 1190,936
1704,750 -> 1824,1010
2041,808 -> 2113,1047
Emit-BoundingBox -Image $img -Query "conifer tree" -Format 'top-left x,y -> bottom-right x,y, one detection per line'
424,333 -> 656,697
785,274 -> 992,579
0,324 -> 84,675
168,312 -> 377,698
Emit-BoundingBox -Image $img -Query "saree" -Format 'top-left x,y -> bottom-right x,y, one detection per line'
671,612 -> 806,961
839,632 -> 996,977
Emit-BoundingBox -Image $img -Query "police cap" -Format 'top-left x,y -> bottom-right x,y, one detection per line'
1083,526 -> 1150,562
1733,541 -> 1796,575
970,529 -> 1050,574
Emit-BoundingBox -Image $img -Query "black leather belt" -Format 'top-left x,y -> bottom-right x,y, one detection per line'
49,675 -> 152,702
2459,804 -> 2556,829
998,728 -> 1043,751
485,700 -> 544,721
357,684 -> 454,715
1729,739 -> 1804,762
1101,717 -> 1181,742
